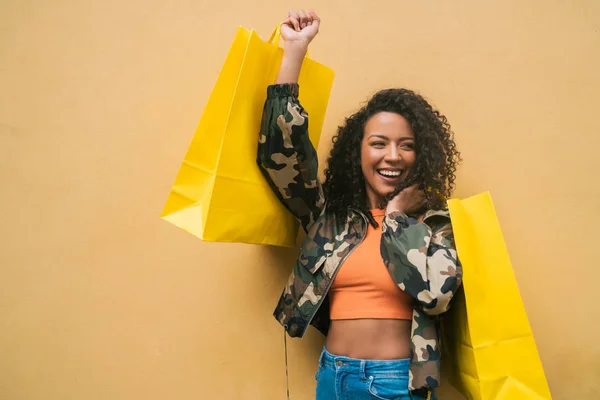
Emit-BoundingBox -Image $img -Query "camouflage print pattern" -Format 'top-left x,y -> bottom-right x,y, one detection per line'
257,83 -> 325,233
272,210 -> 365,337
381,210 -> 461,316
257,84 -> 462,397
380,209 -> 462,391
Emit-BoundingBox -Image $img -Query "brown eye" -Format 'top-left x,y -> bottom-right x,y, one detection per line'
371,141 -> 385,147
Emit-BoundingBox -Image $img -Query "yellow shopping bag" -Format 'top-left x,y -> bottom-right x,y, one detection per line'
161,26 -> 334,246
443,192 -> 552,399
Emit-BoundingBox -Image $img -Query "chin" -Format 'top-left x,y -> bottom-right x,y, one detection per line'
373,189 -> 394,203
379,187 -> 397,197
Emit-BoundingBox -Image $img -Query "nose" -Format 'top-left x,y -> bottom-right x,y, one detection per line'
384,145 -> 402,162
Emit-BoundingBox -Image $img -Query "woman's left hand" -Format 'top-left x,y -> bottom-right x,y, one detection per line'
385,185 -> 426,215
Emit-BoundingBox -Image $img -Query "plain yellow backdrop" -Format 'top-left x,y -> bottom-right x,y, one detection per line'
1,1 -> 598,399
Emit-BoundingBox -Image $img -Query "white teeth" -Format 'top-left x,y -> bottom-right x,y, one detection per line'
378,170 -> 401,177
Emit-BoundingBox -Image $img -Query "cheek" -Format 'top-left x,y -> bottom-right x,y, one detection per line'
404,151 -> 417,168
361,146 -> 382,168
360,145 -> 375,171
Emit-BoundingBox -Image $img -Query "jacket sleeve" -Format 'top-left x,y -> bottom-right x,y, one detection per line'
257,83 -> 325,233
380,212 -> 462,315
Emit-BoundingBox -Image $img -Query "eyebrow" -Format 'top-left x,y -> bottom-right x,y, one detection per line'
367,134 -> 414,141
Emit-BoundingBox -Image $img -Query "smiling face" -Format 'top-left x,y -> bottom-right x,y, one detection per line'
361,111 -> 416,209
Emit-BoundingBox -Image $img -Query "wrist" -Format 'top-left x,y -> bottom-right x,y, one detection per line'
386,203 -> 405,215
386,209 -> 409,220
283,40 -> 309,55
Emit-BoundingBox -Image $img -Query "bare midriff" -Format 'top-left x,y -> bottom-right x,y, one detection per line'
326,209 -> 413,360
326,319 -> 412,359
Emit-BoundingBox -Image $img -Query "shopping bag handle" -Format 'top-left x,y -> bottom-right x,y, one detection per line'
268,24 -> 312,59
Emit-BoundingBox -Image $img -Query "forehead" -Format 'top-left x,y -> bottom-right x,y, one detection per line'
364,112 -> 414,139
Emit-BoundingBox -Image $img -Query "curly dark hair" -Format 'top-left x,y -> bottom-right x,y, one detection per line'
323,88 -> 461,227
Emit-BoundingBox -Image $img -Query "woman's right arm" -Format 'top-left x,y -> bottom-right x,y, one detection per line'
257,10 -> 325,233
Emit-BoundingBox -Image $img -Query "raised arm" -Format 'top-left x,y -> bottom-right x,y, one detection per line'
257,10 -> 325,233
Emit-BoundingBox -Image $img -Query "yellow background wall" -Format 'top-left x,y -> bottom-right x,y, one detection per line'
1,1 -> 598,399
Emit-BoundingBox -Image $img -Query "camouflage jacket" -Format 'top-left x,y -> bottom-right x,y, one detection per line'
257,83 -> 462,396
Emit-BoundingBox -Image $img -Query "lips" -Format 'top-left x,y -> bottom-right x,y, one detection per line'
377,168 -> 403,179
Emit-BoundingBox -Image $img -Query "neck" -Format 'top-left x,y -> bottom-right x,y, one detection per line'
366,192 -> 383,210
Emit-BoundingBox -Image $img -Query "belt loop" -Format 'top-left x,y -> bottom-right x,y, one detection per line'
359,360 -> 368,380
318,346 -> 325,367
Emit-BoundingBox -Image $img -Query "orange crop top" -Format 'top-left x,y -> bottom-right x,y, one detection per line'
329,209 -> 413,320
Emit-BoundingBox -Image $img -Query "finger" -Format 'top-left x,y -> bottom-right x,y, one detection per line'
288,17 -> 300,31
288,10 -> 300,31
281,17 -> 294,29
306,12 -> 313,26
298,9 -> 308,29
309,10 -> 321,29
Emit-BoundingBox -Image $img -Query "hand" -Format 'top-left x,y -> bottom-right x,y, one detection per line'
280,9 -> 320,46
385,185 -> 426,215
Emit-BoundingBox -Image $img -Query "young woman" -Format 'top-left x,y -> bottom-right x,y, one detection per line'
257,10 -> 462,400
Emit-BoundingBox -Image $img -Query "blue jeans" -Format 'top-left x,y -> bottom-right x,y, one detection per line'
315,347 -> 427,400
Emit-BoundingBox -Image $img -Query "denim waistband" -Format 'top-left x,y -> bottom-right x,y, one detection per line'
319,347 -> 411,376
